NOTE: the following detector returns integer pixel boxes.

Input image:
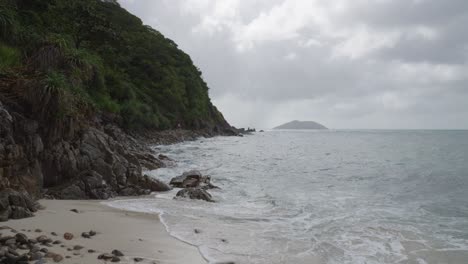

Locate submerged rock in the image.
[175,188,214,202]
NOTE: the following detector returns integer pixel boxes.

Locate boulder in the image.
[0,189,38,222]
[170,170,214,189]
[175,188,214,202]
[141,175,172,192]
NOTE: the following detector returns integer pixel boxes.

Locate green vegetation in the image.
[0,0,227,130]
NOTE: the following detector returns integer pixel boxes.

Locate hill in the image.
[274,120,328,130]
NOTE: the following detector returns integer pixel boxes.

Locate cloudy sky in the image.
[119,0,468,129]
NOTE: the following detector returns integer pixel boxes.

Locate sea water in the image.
[106,130,468,264]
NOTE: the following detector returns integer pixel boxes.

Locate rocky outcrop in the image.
[0,101,170,220]
[170,170,218,202]
[0,189,39,221]
[170,170,217,189]
[175,188,214,202]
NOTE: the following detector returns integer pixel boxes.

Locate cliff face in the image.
[0,0,235,221]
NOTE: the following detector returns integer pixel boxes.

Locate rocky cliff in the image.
[0,0,237,221]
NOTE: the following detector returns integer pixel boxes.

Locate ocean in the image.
[106,130,468,264]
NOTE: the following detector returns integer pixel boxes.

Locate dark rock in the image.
[52,254,63,262]
[98,253,114,260]
[52,240,61,245]
[133,257,144,262]
[50,232,57,236]
[15,233,28,244]
[70,209,79,213]
[35,229,42,233]
[88,249,96,253]
[111,256,121,262]
[170,170,216,189]
[89,230,97,236]
[141,175,172,192]
[175,188,214,202]
[73,245,83,250]
[194,229,201,234]
[29,252,43,261]
[81,232,90,239]
[63,233,73,240]
[111,249,124,256]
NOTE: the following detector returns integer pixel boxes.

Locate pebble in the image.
[70,209,79,213]
[81,232,90,239]
[35,229,42,233]
[51,232,57,236]
[53,254,63,262]
[73,245,84,250]
[194,229,201,234]
[15,233,28,244]
[63,233,73,240]
[98,253,114,260]
[112,249,124,257]
[52,240,61,245]
[134,257,144,262]
[88,249,96,253]
[111,256,121,262]
[89,230,97,236]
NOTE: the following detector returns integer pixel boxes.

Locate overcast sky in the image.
[119,0,468,129]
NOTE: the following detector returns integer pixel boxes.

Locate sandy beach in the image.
[2,200,207,264]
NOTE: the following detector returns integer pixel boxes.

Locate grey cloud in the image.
[118,0,468,129]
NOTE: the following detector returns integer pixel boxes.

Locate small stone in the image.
[98,253,114,260]
[63,233,73,240]
[73,245,83,250]
[52,240,61,245]
[65,256,71,259]
[29,252,44,261]
[111,249,124,257]
[88,249,96,253]
[194,229,201,234]
[36,235,48,243]
[30,245,41,253]
[18,244,29,250]
[111,256,121,262]
[221,238,228,243]
[134,257,144,262]
[28,239,38,244]
[53,254,63,262]
[15,233,28,244]
[73,252,80,256]
[35,229,42,233]
[40,248,48,253]
[50,232,57,236]
[89,230,97,236]
[70,209,79,213]
[81,232,90,239]
[5,238,16,245]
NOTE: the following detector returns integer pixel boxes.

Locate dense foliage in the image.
[0,0,228,130]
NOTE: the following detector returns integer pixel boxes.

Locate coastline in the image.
[4,199,207,264]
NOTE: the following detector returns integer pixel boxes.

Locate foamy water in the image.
[106,130,468,264]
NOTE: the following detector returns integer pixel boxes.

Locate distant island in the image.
[274,120,328,130]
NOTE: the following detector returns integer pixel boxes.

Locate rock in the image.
[4,238,16,246]
[88,249,96,253]
[133,257,144,262]
[40,248,48,253]
[141,175,172,192]
[194,229,201,234]
[35,229,42,233]
[29,252,44,261]
[63,233,73,240]
[170,170,215,189]
[111,256,121,262]
[36,235,50,243]
[89,230,97,236]
[70,209,79,213]
[50,232,57,236]
[81,232,90,239]
[98,253,114,260]
[52,240,61,245]
[52,254,63,262]
[28,239,38,244]
[175,188,214,202]
[111,249,124,256]
[73,245,83,250]
[30,245,41,253]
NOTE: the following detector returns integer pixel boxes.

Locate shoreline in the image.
[4,199,207,264]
